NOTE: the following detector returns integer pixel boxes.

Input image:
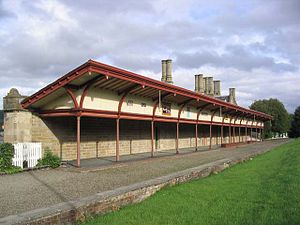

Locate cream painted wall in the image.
[122,94,153,115]
[42,93,74,110]
[180,106,197,120]
[40,86,265,126]
[199,110,211,121]
[83,87,120,111]
[213,116,223,123]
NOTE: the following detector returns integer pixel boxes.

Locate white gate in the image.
[13,143,42,168]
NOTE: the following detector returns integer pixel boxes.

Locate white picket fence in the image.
[13,143,42,169]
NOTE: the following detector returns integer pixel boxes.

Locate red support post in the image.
[76,116,81,167]
[176,100,192,154]
[195,123,198,151]
[116,118,120,162]
[229,121,232,144]
[196,104,212,149]
[233,126,236,143]
[245,125,248,143]
[239,126,241,143]
[255,127,258,141]
[209,110,218,150]
[221,124,223,145]
[250,118,254,142]
[151,121,154,157]
[209,124,212,149]
[176,122,179,154]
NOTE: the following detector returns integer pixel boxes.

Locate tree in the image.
[250,98,290,138]
[289,106,300,138]
[0,110,3,131]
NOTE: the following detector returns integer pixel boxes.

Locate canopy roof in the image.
[21,59,272,121]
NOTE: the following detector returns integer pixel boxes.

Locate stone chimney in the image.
[161,60,167,82]
[165,59,173,84]
[204,77,208,94]
[229,88,237,105]
[3,88,27,112]
[3,88,31,144]
[207,77,214,96]
[195,75,199,92]
[213,80,221,96]
[195,74,204,93]
[198,74,204,93]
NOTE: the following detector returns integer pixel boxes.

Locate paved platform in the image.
[0,139,290,219]
[66,145,216,169]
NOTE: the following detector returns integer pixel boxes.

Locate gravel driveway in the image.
[0,139,290,218]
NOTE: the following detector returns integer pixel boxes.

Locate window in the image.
[127,100,133,106]
[201,111,209,116]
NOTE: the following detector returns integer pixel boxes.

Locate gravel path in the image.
[0,139,290,218]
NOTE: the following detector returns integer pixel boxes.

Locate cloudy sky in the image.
[0,0,299,112]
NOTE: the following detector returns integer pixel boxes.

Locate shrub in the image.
[1,166,23,174]
[37,148,61,168]
[0,143,15,169]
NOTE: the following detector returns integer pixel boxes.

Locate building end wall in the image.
[4,111,33,143]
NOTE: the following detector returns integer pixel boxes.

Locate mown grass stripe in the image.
[81,139,300,225]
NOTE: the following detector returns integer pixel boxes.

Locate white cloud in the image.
[0,0,299,113]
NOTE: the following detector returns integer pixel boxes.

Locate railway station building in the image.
[3,59,272,167]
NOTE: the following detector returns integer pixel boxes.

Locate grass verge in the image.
[81,139,300,225]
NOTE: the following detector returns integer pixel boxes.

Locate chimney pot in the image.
[195,75,199,92]
[229,88,237,105]
[213,80,221,96]
[203,77,208,94]
[207,77,214,96]
[166,59,173,84]
[161,60,167,82]
[198,74,204,93]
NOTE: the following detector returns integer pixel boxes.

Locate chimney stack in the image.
[161,60,167,82]
[194,74,204,93]
[198,74,204,93]
[204,77,208,94]
[195,75,199,92]
[229,88,237,104]
[3,88,27,111]
[166,59,173,84]
[207,77,214,96]
[213,80,221,96]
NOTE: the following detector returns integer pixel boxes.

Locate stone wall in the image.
[4,111,33,143]
[4,111,250,161]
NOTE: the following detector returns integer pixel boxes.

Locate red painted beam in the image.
[65,87,79,109]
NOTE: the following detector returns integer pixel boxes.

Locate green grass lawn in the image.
[81,139,300,225]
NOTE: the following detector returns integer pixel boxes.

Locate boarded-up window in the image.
[201,111,209,116]
[127,100,133,106]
